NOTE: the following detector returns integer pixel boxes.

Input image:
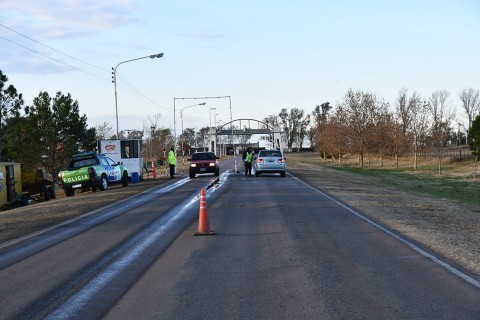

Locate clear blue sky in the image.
[1,0,479,136]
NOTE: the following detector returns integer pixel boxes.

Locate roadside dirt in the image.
[1,156,479,279]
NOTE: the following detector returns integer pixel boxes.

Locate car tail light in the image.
[277,158,285,163]
[257,158,264,163]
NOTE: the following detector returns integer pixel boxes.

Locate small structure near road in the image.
[0,162,22,207]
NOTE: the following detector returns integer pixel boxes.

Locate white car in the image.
[254,149,286,177]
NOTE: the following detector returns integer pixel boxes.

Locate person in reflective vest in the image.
[243,147,254,176]
[168,147,176,179]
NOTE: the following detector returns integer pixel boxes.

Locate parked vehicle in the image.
[188,152,220,179]
[254,149,286,177]
[58,152,128,197]
[98,139,144,180]
[21,168,56,201]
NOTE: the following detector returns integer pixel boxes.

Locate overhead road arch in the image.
[213,118,284,154]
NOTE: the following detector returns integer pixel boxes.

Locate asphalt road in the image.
[0,158,479,319]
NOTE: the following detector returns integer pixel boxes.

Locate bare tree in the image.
[279,108,305,151]
[429,90,455,174]
[322,109,349,164]
[391,114,407,168]
[95,122,114,141]
[408,95,431,171]
[338,89,379,167]
[459,88,480,144]
[311,102,331,149]
[395,88,413,136]
[142,113,163,162]
[297,114,311,151]
[371,107,394,167]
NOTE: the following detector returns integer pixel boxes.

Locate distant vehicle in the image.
[188,152,220,179]
[254,149,286,177]
[57,152,128,197]
[21,168,56,201]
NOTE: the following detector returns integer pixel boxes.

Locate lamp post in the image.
[112,52,164,138]
[180,102,207,172]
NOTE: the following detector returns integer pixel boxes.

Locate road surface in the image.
[0,158,479,319]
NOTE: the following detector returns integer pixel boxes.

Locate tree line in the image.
[2,67,480,176]
[267,88,480,174]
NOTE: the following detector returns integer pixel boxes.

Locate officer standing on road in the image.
[243,147,254,176]
[168,147,176,179]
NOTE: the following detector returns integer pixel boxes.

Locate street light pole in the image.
[112,52,164,138]
[209,108,216,154]
[180,102,207,172]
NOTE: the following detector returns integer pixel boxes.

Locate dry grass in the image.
[286,151,480,207]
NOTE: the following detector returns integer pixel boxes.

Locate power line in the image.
[0,23,109,73]
[0,35,109,81]
[1,24,167,112]
[116,74,170,112]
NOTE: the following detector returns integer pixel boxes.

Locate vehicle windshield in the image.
[259,150,282,157]
[192,153,216,161]
[70,157,98,169]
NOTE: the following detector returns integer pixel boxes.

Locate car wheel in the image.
[99,175,108,191]
[281,171,286,177]
[65,188,75,197]
[122,171,128,187]
[189,173,195,179]
[42,185,50,201]
[49,186,56,199]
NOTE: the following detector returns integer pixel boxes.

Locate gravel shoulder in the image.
[1,156,479,279]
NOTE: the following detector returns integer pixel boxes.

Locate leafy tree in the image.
[196,126,210,150]
[25,91,96,176]
[180,128,196,151]
[3,116,39,170]
[468,114,480,179]
[0,70,24,161]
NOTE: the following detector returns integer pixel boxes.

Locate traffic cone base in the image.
[194,230,216,236]
[194,188,215,236]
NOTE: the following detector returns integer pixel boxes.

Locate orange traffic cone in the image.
[194,188,215,236]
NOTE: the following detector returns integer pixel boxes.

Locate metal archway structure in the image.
[211,118,284,155]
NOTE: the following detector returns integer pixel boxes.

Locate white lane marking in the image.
[289,172,480,289]
[45,196,199,320]
[0,178,190,250]
[45,174,229,319]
